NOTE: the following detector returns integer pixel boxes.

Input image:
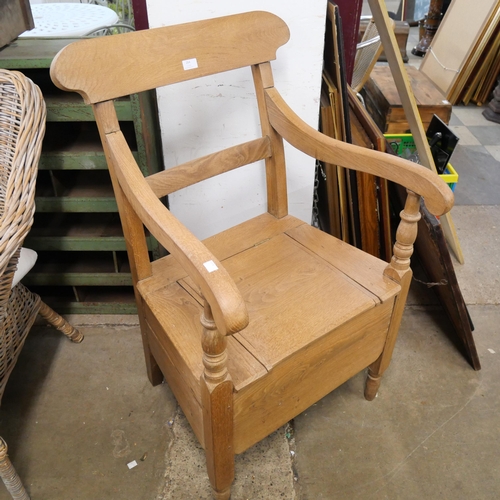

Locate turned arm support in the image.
[385,190,422,282]
[105,131,249,337]
[264,87,454,217]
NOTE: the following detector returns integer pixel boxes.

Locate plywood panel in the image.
[419,0,500,95]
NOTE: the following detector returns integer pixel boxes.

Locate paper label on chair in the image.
[203,260,218,273]
[182,58,198,70]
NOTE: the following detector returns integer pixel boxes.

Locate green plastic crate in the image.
[385,133,459,192]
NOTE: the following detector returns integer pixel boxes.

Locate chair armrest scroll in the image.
[105,131,249,337]
[264,87,454,216]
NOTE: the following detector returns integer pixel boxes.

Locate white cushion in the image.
[12,248,38,288]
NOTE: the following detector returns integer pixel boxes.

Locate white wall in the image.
[146,0,327,240]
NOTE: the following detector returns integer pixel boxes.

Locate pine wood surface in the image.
[140,216,397,454]
[50,12,456,498]
[146,137,272,198]
[252,63,289,218]
[105,130,249,337]
[140,212,397,373]
[50,11,290,105]
[233,299,394,454]
[183,231,382,368]
[286,224,398,302]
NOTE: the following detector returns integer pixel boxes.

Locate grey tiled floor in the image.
[404,25,500,207]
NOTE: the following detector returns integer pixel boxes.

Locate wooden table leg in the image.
[411,0,445,57]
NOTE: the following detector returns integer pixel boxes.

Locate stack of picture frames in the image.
[319,1,392,261]
[419,0,500,106]
[318,0,480,370]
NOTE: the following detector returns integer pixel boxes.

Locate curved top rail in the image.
[50,11,290,104]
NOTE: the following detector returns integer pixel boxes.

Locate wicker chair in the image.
[0,69,83,500]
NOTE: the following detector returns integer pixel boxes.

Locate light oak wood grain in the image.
[145,137,271,198]
[50,11,455,499]
[233,299,394,453]
[51,11,290,105]
[107,131,248,338]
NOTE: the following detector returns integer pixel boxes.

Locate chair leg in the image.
[364,368,382,401]
[364,270,412,401]
[0,438,30,500]
[135,301,163,386]
[200,300,235,499]
[201,379,234,500]
[38,301,84,343]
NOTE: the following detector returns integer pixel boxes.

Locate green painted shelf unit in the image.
[0,38,165,313]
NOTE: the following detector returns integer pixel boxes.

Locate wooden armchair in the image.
[0,69,83,500]
[50,12,453,499]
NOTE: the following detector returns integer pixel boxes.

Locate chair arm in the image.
[106,131,249,337]
[264,87,454,216]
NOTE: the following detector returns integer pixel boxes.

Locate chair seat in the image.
[138,214,400,449]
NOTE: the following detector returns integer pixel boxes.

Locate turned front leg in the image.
[365,191,421,401]
[200,300,234,500]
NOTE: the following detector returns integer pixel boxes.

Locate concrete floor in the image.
[2,10,500,500]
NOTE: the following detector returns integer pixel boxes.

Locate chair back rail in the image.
[145,137,272,198]
[50,11,290,104]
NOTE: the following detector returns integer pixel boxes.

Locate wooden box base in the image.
[363,65,452,134]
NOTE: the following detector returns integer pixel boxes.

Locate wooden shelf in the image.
[1,38,165,313]
[45,95,133,122]
[42,121,138,154]
[19,68,133,121]
[0,38,78,69]
[24,251,132,287]
[26,213,157,251]
[35,170,117,212]
[29,285,137,314]
[26,213,124,250]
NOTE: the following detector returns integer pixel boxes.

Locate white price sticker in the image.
[203,260,218,273]
[182,58,198,70]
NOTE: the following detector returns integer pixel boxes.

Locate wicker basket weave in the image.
[0,69,83,500]
[0,70,46,402]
